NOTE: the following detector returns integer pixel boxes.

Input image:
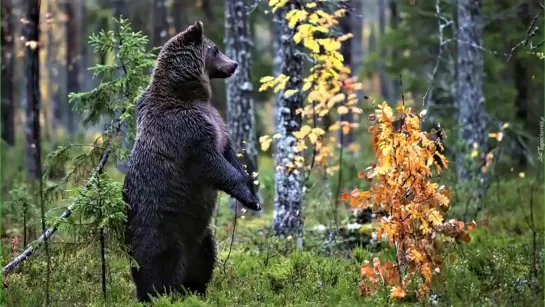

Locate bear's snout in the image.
[228,62,239,74]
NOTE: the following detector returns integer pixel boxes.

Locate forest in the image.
[0,0,544,306]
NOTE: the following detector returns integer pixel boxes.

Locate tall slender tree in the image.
[24,0,50,304]
[338,3,354,148]
[389,0,399,102]
[47,0,64,145]
[272,4,304,248]
[377,0,390,102]
[24,0,42,180]
[350,0,363,88]
[65,0,80,135]
[1,0,15,145]
[225,0,261,215]
[456,0,487,182]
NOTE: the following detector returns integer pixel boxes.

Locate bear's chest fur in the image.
[199,104,227,153]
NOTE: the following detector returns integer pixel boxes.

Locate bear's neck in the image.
[150,74,212,104]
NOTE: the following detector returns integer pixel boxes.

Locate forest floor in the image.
[1,137,544,306]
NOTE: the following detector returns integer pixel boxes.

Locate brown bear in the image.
[122,21,261,302]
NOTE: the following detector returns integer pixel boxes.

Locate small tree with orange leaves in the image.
[343,103,476,301]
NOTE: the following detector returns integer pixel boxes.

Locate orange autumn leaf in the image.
[390,286,406,299]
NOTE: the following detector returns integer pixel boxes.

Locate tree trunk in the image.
[173,0,189,32]
[350,0,363,85]
[338,3,354,148]
[377,0,390,102]
[65,0,80,135]
[272,4,304,248]
[153,0,168,48]
[456,0,487,182]
[389,0,399,102]
[1,0,15,145]
[271,12,283,133]
[225,0,261,216]
[24,0,42,177]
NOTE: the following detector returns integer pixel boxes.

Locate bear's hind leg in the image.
[131,247,185,302]
[180,229,216,297]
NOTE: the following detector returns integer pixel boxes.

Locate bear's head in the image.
[154,21,238,86]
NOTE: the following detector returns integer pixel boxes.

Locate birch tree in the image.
[456,0,487,182]
[225,0,261,215]
[272,4,304,247]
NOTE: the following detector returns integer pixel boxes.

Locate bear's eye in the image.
[213,47,219,55]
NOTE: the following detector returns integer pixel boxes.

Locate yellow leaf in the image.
[428,209,443,226]
[284,89,298,98]
[260,76,275,83]
[302,81,313,92]
[259,136,272,151]
[519,172,525,178]
[25,40,38,50]
[470,150,478,158]
[337,106,349,115]
[306,2,317,8]
[312,127,325,135]
[329,122,340,131]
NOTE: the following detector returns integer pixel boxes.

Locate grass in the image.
[1,132,544,306]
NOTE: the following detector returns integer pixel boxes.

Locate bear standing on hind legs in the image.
[123,21,261,302]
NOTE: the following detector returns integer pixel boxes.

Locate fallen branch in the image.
[2,144,113,276]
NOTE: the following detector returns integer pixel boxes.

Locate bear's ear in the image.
[184,21,203,43]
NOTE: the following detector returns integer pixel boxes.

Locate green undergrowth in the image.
[2,180,543,307]
[1,132,544,306]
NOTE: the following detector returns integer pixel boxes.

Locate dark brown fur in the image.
[123,21,260,302]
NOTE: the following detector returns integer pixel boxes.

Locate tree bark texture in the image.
[456,0,487,182]
[339,2,355,148]
[272,11,283,135]
[47,0,63,144]
[24,0,42,179]
[377,0,390,102]
[1,0,15,145]
[272,5,304,248]
[350,0,363,85]
[65,0,80,135]
[389,0,399,102]
[225,0,261,216]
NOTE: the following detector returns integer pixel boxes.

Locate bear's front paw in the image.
[242,195,262,211]
[238,191,261,211]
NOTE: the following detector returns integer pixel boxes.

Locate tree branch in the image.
[2,124,117,276]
